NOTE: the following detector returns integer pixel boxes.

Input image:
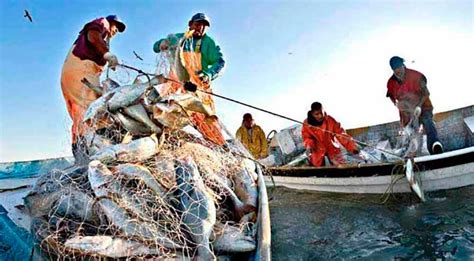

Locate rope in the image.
[117,63,403,161]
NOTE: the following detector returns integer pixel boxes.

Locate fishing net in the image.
[27,33,260,260]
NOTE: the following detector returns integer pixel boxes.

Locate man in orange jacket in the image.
[301,102,359,167]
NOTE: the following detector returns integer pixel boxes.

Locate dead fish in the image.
[24,166,86,217]
[167,93,214,117]
[87,160,119,198]
[83,91,115,122]
[102,78,120,92]
[53,189,100,224]
[107,76,161,112]
[97,198,183,249]
[90,135,159,163]
[233,166,258,210]
[81,77,103,95]
[123,104,162,134]
[114,112,152,135]
[405,159,425,202]
[212,223,256,253]
[113,163,168,198]
[83,131,114,156]
[175,157,216,260]
[201,165,253,220]
[64,235,161,258]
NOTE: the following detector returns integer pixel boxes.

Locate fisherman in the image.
[153,12,226,145]
[236,113,268,159]
[60,15,126,159]
[301,102,359,167]
[386,56,443,154]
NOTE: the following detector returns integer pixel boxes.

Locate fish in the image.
[123,104,162,134]
[232,164,258,210]
[81,77,103,95]
[200,165,254,220]
[114,112,152,135]
[87,160,119,198]
[113,163,168,199]
[24,166,87,217]
[102,78,120,92]
[175,157,216,260]
[167,93,214,117]
[83,131,114,156]
[212,223,256,253]
[83,91,115,122]
[405,159,426,202]
[64,235,161,258]
[53,189,101,224]
[83,76,161,122]
[90,135,159,163]
[107,76,161,112]
[97,198,183,249]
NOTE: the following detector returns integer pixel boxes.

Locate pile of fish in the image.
[24,75,261,260]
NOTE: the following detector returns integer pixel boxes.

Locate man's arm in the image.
[257,127,268,158]
[87,30,109,56]
[202,38,225,81]
[417,75,430,108]
[331,118,358,153]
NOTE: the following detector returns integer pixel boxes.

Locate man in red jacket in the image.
[386,56,443,155]
[301,102,359,167]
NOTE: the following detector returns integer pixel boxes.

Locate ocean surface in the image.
[269,186,474,260]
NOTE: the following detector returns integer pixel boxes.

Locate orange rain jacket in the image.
[301,113,358,167]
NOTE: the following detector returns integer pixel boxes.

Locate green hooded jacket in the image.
[153,33,225,81]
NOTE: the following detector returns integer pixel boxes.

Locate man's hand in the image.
[197,71,210,84]
[305,148,312,156]
[103,52,118,70]
[414,106,422,117]
[184,81,197,92]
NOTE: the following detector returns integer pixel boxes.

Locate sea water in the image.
[270,186,474,260]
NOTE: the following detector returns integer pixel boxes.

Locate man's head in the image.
[242,113,254,129]
[106,15,126,37]
[188,13,210,38]
[310,102,324,124]
[389,56,406,80]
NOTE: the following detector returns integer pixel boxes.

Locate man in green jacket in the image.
[153,13,226,145]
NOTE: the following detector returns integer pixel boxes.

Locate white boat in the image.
[264,105,474,195]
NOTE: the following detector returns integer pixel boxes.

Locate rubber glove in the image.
[414,106,422,117]
[103,52,118,69]
[184,81,197,92]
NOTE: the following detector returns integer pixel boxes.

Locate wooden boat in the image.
[264,105,474,195]
[0,158,271,260]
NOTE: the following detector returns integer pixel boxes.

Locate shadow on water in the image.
[269,185,474,260]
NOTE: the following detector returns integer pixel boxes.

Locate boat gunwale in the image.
[266,147,474,178]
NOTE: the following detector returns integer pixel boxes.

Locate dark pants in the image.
[420,109,440,154]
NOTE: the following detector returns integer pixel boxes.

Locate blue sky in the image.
[0,0,472,162]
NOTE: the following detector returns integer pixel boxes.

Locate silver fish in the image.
[83,131,114,156]
[87,160,119,198]
[64,235,161,258]
[113,163,168,199]
[90,135,159,163]
[175,157,216,260]
[107,77,161,112]
[212,223,256,253]
[114,112,152,135]
[233,165,258,210]
[405,159,425,202]
[123,104,162,134]
[82,91,115,123]
[53,189,100,224]
[97,198,183,249]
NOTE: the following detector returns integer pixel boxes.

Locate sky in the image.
[0,0,472,162]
